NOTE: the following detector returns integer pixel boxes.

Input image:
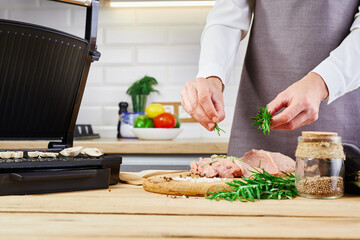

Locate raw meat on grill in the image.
[60,146,84,157]
[27,151,41,158]
[81,148,104,157]
[0,151,23,159]
[39,152,59,158]
[27,151,58,158]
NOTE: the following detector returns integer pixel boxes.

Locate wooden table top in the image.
[0,183,359,239]
[0,138,228,154]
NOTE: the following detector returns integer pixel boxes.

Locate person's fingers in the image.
[181,82,213,130]
[267,93,289,115]
[270,100,304,128]
[271,103,319,130]
[212,91,225,122]
[271,111,308,130]
[195,78,219,123]
[182,96,212,130]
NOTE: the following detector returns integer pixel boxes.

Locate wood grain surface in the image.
[143,171,233,196]
[1,213,360,239]
[0,180,360,239]
[0,184,359,218]
[0,138,228,154]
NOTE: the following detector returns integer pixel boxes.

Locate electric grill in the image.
[0,0,122,195]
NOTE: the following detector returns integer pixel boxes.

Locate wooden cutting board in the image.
[143,171,233,196]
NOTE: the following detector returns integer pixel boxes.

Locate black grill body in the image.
[0,0,122,195]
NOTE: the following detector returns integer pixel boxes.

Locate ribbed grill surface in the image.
[0,20,89,139]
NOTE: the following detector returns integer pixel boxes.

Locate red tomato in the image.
[154,113,177,128]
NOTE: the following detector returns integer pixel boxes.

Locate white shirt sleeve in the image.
[196,0,252,84]
[311,5,360,104]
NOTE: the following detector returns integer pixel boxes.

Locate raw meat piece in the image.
[268,152,295,173]
[191,155,243,178]
[189,150,295,179]
[190,161,199,174]
[241,149,280,175]
[212,157,243,178]
[234,160,262,178]
[60,146,84,157]
[197,157,218,178]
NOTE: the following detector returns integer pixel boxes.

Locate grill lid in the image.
[0,0,100,150]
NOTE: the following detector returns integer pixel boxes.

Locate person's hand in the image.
[181,77,225,131]
[267,72,329,130]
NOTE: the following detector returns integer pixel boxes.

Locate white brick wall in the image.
[0,0,248,140]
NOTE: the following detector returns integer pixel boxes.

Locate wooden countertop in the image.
[0,182,359,239]
[0,138,228,154]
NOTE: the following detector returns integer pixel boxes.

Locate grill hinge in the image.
[48,142,68,151]
[90,46,101,62]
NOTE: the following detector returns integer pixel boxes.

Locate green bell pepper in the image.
[134,115,154,128]
[174,114,181,128]
[144,117,154,128]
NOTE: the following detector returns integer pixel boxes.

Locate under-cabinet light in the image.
[110,1,215,7]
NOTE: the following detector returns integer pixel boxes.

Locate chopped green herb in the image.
[210,155,226,160]
[214,123,226,136]
[205,169,297,202]
[250,105,273,135]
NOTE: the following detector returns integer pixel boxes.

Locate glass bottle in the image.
[295,131,345,199]
[117,102,128,138]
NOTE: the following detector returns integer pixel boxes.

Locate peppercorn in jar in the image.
[295,131,345,199]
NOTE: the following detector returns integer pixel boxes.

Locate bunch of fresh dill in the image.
[205,169,298,202]
[250,105,273,135]
[126,75,159,96]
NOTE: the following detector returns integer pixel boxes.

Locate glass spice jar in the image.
[295,131,345,199]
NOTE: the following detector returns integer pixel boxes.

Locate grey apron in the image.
[228,0,360,158]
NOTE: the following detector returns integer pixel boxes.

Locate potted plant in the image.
[126,75,159,113]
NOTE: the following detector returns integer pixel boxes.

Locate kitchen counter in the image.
[0,182,359,239]
[0,138,228,154]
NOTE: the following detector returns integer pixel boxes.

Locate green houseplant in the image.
[126,75,159,113]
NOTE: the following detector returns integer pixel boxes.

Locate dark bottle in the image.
[117,102,129,138]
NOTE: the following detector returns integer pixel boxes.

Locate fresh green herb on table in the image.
[214,123,226,136]
[205,169,298,202]
[250,105,273,135]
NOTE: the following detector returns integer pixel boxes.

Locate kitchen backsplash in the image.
[0,0,248,139]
